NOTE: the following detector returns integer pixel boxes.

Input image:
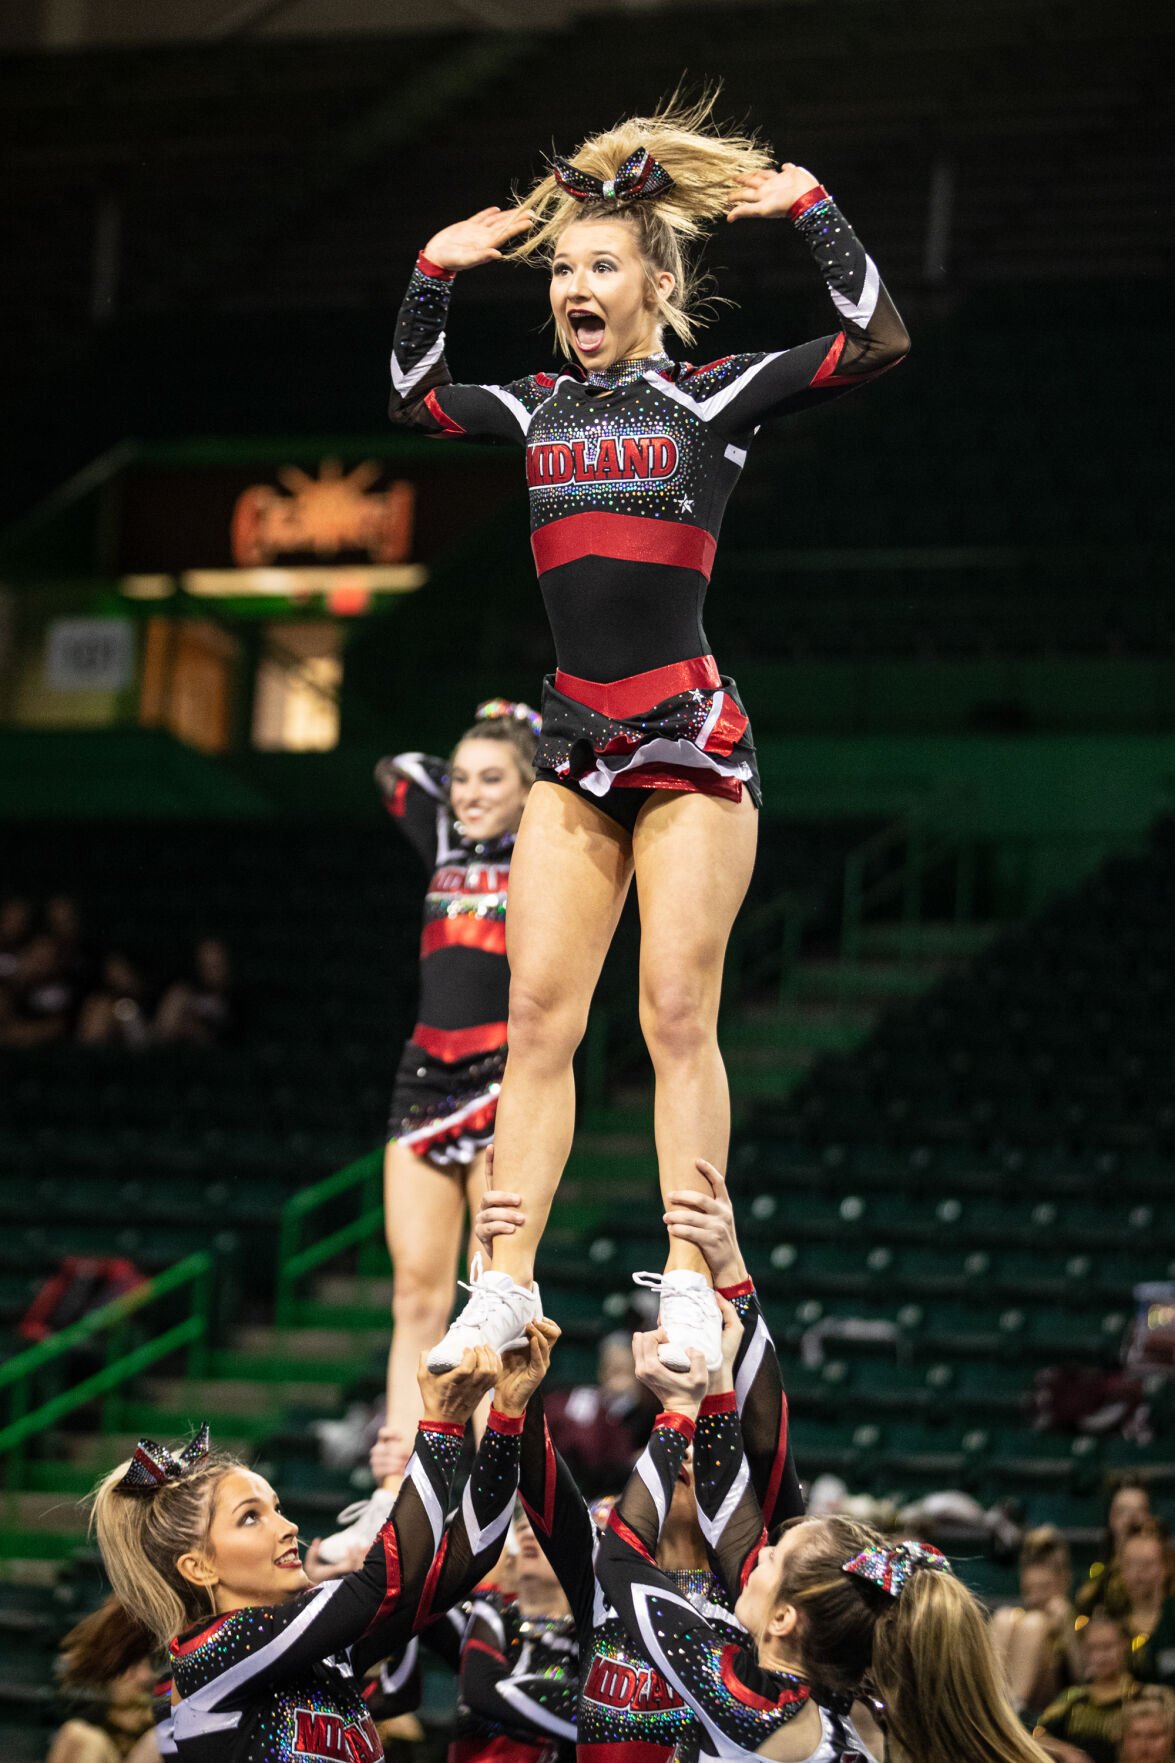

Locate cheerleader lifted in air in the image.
[388,92,909,1373]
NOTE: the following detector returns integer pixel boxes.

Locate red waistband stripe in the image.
[555,653,721,719]
[411,1021,508,1062]
[421,918,507,959]
[532,511,716,581]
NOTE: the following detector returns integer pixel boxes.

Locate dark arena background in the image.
[1,1,1173,1758]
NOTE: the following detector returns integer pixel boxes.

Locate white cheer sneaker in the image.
[426,1256,542,1374]
[316,1485,397,1566]
[633,1269,723,1372]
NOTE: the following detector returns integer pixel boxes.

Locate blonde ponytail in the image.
[872,1570,1051,1763]
[89,1446,243,1650]
[510,86,775,349]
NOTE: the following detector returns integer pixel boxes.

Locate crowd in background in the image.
[0,895,235,1051]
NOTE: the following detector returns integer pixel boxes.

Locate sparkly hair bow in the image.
[476,698,542,739]
[550,146,675,206]
[116,1424,211,1495]
[842,1540,952,1598]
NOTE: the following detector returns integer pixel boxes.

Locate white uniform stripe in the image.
[734,1317,769,1414]
[460,1473,514,1557]
[499,1678,579,1741]
[696,691,725,749]
[177,1578,348,1725]
[391,330,447,396]
[481,383,534,437]
[829,255,879,329]
[397,1086,500,1148]
[629,1584,745,1759]
[647,354,787,424]
[696,1454,750,1552]
[635,1448,668,1531]
[724,443,747,467]
[380,1636,419,1696]
[408,1448,445,1551]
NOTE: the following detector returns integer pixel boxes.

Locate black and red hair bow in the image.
[116,1424,211,1495]
[550,146,674,205]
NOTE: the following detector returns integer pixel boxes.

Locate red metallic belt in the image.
[554,654,722,720]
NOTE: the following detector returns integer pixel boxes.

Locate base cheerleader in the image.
[77,1334,555,1762]
[387,91,909,1375]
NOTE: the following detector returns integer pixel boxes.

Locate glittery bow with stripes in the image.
[476,698,543,738]
[116,1424,212,1495]
[842,1539,952,1597]
[550,146,675,205]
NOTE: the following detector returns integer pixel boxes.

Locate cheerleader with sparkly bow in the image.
[318,698,541,1564]
[387,91,909,1380]
[76,1334,556,1763]
[595,1321,1053,1763]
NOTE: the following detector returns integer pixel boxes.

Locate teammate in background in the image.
[388,91,908,1375]
[75,1330,555,1763]
[319,700,539,1563]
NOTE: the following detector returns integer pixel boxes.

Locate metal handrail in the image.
[275,1148,384,1328]
[0,1251,216,1477]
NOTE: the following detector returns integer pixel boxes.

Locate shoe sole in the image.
[426,1326,531,1375]
[657,1342,723,1373]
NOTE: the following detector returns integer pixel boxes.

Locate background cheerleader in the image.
[387,91,909,1376]
[320,700,539,1562]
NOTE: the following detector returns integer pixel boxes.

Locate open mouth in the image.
[569,310,606,355]
[275,1547,302,1569]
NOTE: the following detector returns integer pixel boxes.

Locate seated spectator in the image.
[0,893,34,983]
[991,1524,1075,1716]
[0,931,79,1047]
[47,1601,159,1762]
[154,937,235,1045]
[1119,1525,1175,1687]
[1119,1688,1175,1763]
[77,953,155,1049]
[543,1330,658,1497]
[1034,1611,1137,1763]
[1080,1481,1155,1616]
[44,893,98,996]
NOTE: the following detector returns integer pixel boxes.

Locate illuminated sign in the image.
[230,460,415,566]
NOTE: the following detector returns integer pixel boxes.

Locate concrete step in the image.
[791,959,942,1002]
[853,921,1002,959]
[145,1373,344,1414]
[64,1427,253,1468]
[0,1493,87,1540]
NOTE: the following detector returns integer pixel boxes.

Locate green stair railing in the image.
[0,1251,216,1489]
[275,1148,386,1329]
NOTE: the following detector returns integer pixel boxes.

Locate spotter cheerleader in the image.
[78,1335,555,1763]
[388,92,909,1374]
[319,701,540,1562]
[596,1323,1053,1763]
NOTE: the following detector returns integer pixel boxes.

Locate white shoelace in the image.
[334,1488,393,1528]
[633,1271,717,1336]
[448,1253,523,1337]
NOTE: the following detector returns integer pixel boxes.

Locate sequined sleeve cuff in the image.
[416,251,457,280]
[787,184,832,224]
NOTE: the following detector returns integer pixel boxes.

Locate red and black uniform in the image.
[378,751,514,1168]
[596,1411,879,1763]
[168,1413,522,1762]
[452,1590,578,1763]
[519,1281,802,1763]
[389,189,907,830]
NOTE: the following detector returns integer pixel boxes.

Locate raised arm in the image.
[171,1350,499,1719]
[518,1387,606,1633]
[389,205,553,444]
[663,1162,803,1528]
[676,163,908,435]
[594,1341,809,1755]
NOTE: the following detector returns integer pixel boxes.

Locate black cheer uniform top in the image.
[168,1414,522,1761]
[378,751,514,1165]
[388,188,907,807]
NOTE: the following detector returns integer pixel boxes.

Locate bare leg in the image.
[382,1138,467,1478]
[488,783,634,1285]
[46,1723,119,1763]
[632,790,759,1275]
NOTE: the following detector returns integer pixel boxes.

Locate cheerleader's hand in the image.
[417,1345,501,1424]
[663,1159,747,1288]
[422,205,536,271]
[632,1329,708,1418]
[475,1146,525,1260]
[727,164,821,222]
[494,1318,561,1417]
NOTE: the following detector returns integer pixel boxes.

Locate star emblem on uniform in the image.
[679,496,694,514]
